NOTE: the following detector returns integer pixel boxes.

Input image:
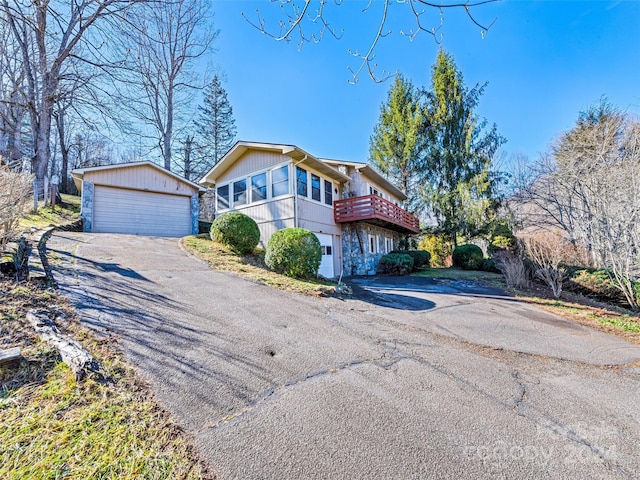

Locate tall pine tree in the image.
[369,74,427,215]
[423,50,505,247]
[191,75,236,180]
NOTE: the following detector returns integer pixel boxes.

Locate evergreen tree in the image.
[192,75,236,180]
[423,50,505,247]
[369,74,427,215]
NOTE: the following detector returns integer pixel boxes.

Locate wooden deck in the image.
[333,194,420,234]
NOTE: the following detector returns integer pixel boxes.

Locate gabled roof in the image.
[321,158,407,201]
[71,161,205,192]
[198,141,350,187]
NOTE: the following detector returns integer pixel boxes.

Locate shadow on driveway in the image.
[347,274,510,311]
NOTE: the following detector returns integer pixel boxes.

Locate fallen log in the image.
[26,310,102,381]
[0,347,22,369]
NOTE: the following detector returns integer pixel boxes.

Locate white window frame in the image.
[369,234,378,254]
[215,162,292,212]
[295,166,335,209]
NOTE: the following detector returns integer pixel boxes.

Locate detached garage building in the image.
[73,162,203,237]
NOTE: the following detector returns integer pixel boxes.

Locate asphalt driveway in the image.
[49,232,640,479]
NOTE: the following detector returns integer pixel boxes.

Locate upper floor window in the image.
[217,184,229,210]
[296,167,308,197]
[324,180,333,206]
[311,174,321,202]
[251,172,267,202]
[233,179,247,206]
[369,185,384,199]
[272,165,289,198]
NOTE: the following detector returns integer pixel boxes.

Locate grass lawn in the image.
[1,198,211,479]
[414,267,505,285]
[415,267,640,345]
[17,194,81,231]
[182,234,343,296]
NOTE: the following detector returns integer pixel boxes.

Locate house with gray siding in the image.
[199,141,419,278]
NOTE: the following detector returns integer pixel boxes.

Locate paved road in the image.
[49,232,640,479]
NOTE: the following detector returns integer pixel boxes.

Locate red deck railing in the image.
[333,194,420,234]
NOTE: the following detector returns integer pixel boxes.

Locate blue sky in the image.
[210,0,640,165]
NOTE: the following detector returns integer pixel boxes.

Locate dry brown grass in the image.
[182,234,342,297]
[0,278,213,479]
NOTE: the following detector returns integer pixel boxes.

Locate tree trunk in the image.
[163,82,174,171]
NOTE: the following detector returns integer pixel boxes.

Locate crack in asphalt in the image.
[199,345,407,432]
[512,370,528,416]
[325,303,638,475]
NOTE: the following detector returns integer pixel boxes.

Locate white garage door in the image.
[314,233,334,279]
[93,186,191,237]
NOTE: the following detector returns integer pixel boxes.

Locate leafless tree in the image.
[0,167,32,250]
[0,19,29,170]
[244,0,498,83]
[0,0,145,196]
[512,100,640,309]
[521,231,572,298]
[115,0,216,172]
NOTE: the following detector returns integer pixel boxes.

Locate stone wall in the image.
[341,223,402,276]
[199,189,216,221]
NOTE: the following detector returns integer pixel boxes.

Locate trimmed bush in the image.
[265,228,321,278]
[452,244,484,270]
[210,212,260,254]
[391,249,431,270]
[378,253,414,275]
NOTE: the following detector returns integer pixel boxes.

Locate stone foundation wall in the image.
[199,189,216,221]
[341,223,403,276]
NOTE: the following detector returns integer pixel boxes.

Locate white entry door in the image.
[314,233,334,279]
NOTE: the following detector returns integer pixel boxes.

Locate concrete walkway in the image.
[49,232,640,479]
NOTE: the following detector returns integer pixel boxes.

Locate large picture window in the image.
[296,167,308,197]
[233,179,247,206]
[272,165,289,198]
[217,185,229,210]
[311,174,321,202]
[251,172,267,202]
[324,180,333,206]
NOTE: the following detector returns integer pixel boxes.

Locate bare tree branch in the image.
[245,0,499,83]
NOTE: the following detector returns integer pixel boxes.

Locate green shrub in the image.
[378,253,414,275]
[566,268,622,301]
[390,249,431,270]
[452,244,484,270]
[488,222,517,253]
[418,234,453,267]
[265,228,321,278]
[481,257,501,273]
[210,212,260,254]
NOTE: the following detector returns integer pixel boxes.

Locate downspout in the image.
[293,155,308,228]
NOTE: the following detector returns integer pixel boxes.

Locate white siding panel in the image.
[85,164,197,196]
[297,198,341,236]
[217,151,289,184]
[93,186,191,237]
[234,197,295,247]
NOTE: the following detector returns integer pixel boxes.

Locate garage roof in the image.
[72,161,205,193]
